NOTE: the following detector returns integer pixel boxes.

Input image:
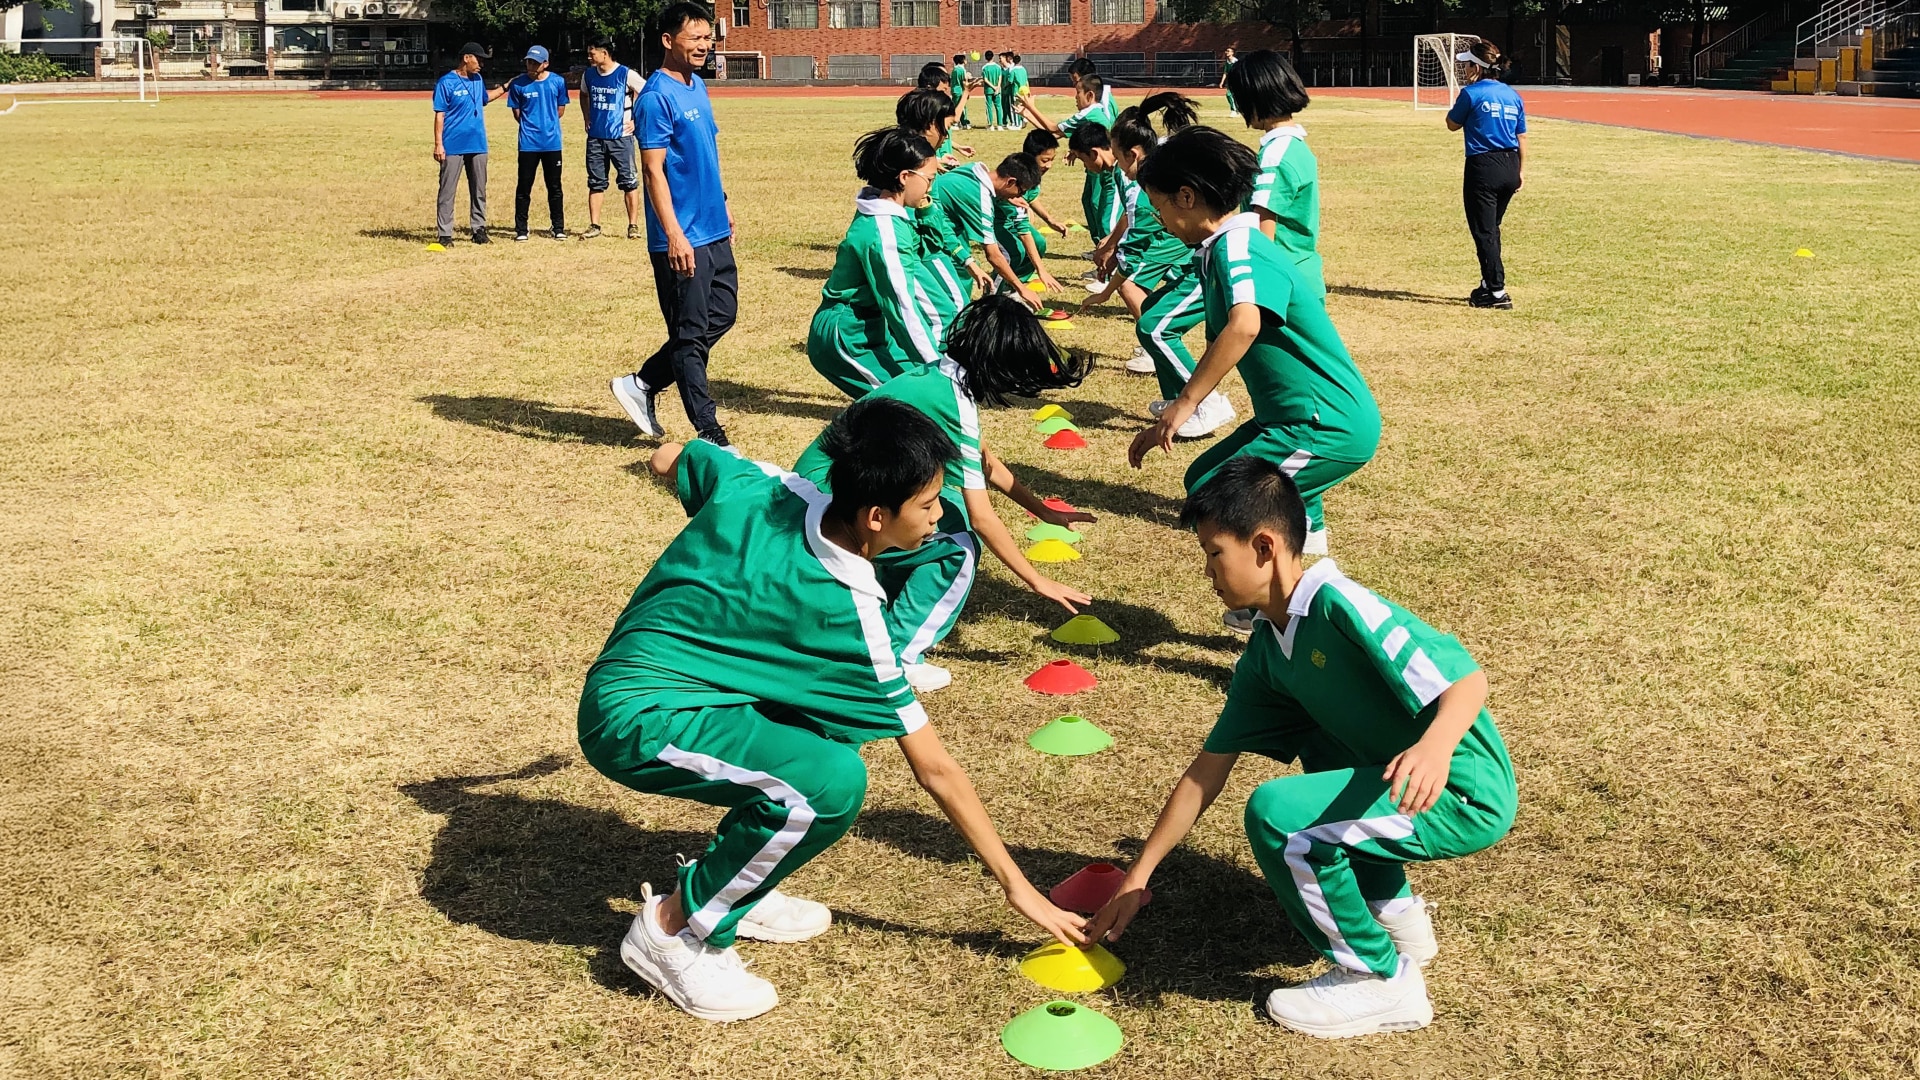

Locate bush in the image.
[0,51,81,84]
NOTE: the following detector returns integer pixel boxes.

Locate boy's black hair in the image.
[995,152,1041,191]
[1224,49,1311,123]
[1068,56,1098,78]
[587,37,615,53]
[1078,72,1105,98]
[896,86,955,137]
[952,53,966,64]
[1066,121,1109,157]
[1179,456,1308,555]
[820,397,959,525]
[853,127,935,192]
[1112,91,1197,153]
[1022,127,1059,156]
[657,1,714,36]
[1137,126,1257,213]
[943,295,1092,408]
[916,61,949,90]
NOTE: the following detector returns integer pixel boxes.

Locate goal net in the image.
[1,37,157,113]
[1413,33,1479,110]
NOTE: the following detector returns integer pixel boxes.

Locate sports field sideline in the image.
[3,90,1919,1077]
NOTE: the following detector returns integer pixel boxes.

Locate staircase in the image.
[1697,29,1799,88]
[1771,0,1920,94]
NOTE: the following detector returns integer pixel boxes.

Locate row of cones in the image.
[1034,404,1087,450]
[1001,862,1152,1068]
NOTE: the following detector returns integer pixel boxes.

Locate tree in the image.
[431,0,667,60]
[1164,0,1329,67]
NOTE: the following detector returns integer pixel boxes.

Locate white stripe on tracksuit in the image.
[1282,811,1418,973]
[899,531,978,664]
[1144,276,1205,380]
[876,218,942,366]
[657,743,816,940]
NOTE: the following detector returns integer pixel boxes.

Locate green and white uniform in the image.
[1137,254,1207,402]
[1114,170,1191,293]
[1246,124,1325,297]
[578,441,926,948]
[1009,63,1030,126]
[1186,213,1378,551]
[949,63,970,127]
[1207,558,1517,977]
[1058,94,1123,242]
[930,162,1009,291]
[794,360,983,664]
[995,183,1049,281]
[913,198,973,324]
[808,192,949,398]
[981,60,1003,126]
[1222,56,1237,114]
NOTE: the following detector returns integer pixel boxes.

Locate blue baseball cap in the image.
[524,45,549,63]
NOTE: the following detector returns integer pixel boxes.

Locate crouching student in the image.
[582,396,1089,1022]
[796,295,1094,691]
[1087,457,1518,1039]
[928,152,1047,310]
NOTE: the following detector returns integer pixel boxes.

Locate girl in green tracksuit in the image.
[1227,49,1325,296]
[896,87,980,319]
[794,296,1094,691]
[808,128,951,398]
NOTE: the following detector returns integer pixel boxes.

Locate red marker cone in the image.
[1043,497,1078,514]
[1024,659,1097,695]
[1049,862,1152,913]
[1044,429,1088,450]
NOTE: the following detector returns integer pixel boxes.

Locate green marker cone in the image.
[1035,416,1081,436]
[1000,1000,1124,1071]
[1026,523,1083,545]
[1051,615,1119,646]
[1028,715,1113,756]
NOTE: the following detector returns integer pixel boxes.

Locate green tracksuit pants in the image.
[579,693,869,949]
[1184,425,1370,554]
[875,512,977,664]
[1136,263,1206,402]
[807,302,905,398]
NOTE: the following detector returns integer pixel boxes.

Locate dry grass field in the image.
[4,89,1919,1078]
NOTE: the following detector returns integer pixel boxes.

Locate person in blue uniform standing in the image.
[1445,40,1527,309]
[507,45,569,242]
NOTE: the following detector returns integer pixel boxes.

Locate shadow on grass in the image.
[950,576,1239,692]
[1007,462,1183,526]
[361,226,444,243]
[420,394,640,446]
[402,758,1311,1007]
[776,265,833,281]
[706,378,845,422]
[1328,284,1460,306]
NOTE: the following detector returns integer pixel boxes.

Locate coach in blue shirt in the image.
[1446,39,1527,309]
[607,2,737,447]
[432,42,508,245]
[507,44,570,241]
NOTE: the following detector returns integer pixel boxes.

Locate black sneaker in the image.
[697,428,731,448]
[1468,285,1491,304]
[436,235,453,247]
[1469,290,1513,310]
[471,228,491,245]
[514,231,530,242]
[582,224,603,240]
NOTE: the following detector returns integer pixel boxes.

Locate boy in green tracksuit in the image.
[930,155,1045,309]
[584,397,1088,1023]
[1087,456,1517,1040]
[1230,49,1325,296]
[980,51,1004,130]
[994,132,1065,293]
[895,88,981,315]
[1008,54,1030,128]
[1020,74,1122,251]
[949,54,972,129]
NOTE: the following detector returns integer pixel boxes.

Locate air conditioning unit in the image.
[716,17,727,39]
[364,2,384,15]
[344,4,360,16]
[133,1,155,15]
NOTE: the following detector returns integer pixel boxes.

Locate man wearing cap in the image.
[579,37,646,240]
[433,42,509,245]
[507,44,570,242]
[608,1,736,446]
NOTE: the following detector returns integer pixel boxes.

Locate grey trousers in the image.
[437,152,488,238]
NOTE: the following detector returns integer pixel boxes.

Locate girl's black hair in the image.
[944,295,1092,408]
[1066,121,1110,157]
[1111,92,1199,154]
[1022,128,1059,156]
[895,86,955,138]
[996,152,1041,192]
[1224,49,1311,123]
[916,61,949,90]
[854,127,936,192]
[1136,126,1257,213]
[821,397,959,525]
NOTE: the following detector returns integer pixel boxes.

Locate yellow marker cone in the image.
[1043,320,1075,332]
[426,242,446,252]
[1025,538,1081,563]
[1032,404,1072,423]
[1794,248,1815,258]
[1019,941,1126,993]
[1051,615,1119,645]
[1028,282,1048,297]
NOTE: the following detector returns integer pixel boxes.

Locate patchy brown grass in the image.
[2,90,1918,1078]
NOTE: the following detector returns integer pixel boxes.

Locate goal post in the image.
[1413,33,1479,110]
[0,37,157,113]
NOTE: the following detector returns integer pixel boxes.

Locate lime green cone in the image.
[1028,715,1113,756]
[1026,523,1083,545]
[1035,416,1081,436]
[1000,1000,1123,1071]
[1051,615,1118,646]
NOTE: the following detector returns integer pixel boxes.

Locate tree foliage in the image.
[431,0,667,56]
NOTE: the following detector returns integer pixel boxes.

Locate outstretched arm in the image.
[1086,751,1238,942]
[1129,301,1260,467]
[963,485,1088,615]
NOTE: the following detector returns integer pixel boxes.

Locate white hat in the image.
[1457,50,1490,67]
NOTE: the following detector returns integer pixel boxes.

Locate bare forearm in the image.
[1419,670,1488,756]
[982,242,1023,288]
[903,732,1034,895]
[1125,753,1236,886]
[964,487,1043,586]
[1177,315,1258,405]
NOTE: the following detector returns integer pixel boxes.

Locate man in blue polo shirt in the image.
[432,42,508,245]
[507,44,569,242]
[579,37,646,240]
[608,1,736,447]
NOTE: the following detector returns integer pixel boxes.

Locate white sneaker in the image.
[1175,392,1235,439]
[905,662,952,692]
[1124,347,1156,375]
[610,374,663,437]
[620,883,779,1022]
[736,888,833,943]
[1303,528,1329,557]
[1264,960,1433,1039]
[1372,897,1438,967]
[1222,608,1256,633]
[1148,398,1171,418]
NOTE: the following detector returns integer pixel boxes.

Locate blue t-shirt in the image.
[507,72,568,153]
[636,70,729,252]
[583,63,636,140]
[433,70,490,157]
[1446,79,1526,156]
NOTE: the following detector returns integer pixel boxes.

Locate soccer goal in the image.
[0,37,157,115]
[1412,33,1479,110]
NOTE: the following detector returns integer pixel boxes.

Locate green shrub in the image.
[0,51,81,84]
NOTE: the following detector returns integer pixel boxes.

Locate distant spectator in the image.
[1445,39,1526,309]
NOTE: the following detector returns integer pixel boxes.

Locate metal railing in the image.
[1693,0,1794,81]
[1796,0,1913,57]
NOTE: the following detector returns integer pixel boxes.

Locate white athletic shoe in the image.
[620,883,779,1022]
[1372,897,1438,968]
[905,662,952,692]
[1264,959,1433,1039]
[1304,528,1329,557]
[610,374,663,437]
[1148,398,1171,418]
[1222,608,1257,634]
[1124,347,1156,375]
[1175,392,1235,439]
[736,888,833,943]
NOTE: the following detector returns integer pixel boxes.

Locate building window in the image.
[827,0,880,27]
[1091,0,1144,22]
[959,0,1010,25]
[1018,0,1069,23]
[733,0,750,26]
[891,0,940,26]
[272,25,325,52]
[276,0,324,11]
[768,0,819,28]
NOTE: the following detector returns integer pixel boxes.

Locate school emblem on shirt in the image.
[1311,649,1327,668]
